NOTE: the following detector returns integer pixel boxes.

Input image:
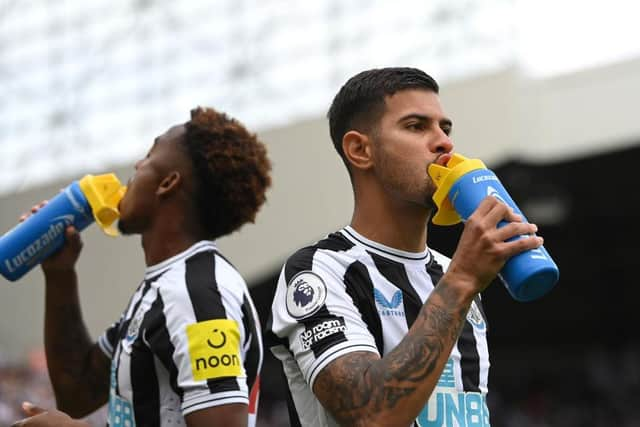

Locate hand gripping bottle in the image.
[0,174,127,282]
[428,154,559,302]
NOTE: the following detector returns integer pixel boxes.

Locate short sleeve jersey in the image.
[267,227,491,427]
[99,241,263,427]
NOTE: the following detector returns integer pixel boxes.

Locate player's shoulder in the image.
[155,246,247,298]
[211,250,246,286]
[284,230,356,272]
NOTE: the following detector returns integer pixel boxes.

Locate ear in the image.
[156,171,182,197]
[342,130,373,171]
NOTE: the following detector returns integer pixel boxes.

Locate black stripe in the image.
[202,376,243,395]
[241,294,261,390]
[426,259,444,282]
[130,335,160,427]
[284,247,316,283]
[343,260,384,354]
[369,252,422,328]
[185,250,227,321]
[457,320,481,392]
[104,322,119,355]
[283,233,354,284]
[185,250,242,394]
[113,280,156,396]
[145,294,184,399]
[427,260,481,392]
[316,232,356,252]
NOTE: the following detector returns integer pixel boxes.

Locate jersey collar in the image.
[144,240,217,279]
[340,226,432,265]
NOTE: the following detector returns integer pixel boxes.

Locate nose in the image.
[134,159,142,170]
[431,128,453,154]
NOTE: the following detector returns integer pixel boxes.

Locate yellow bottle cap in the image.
[428,153,486,226]
[78,173,127,237]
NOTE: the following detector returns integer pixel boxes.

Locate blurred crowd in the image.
[0,349,107,426]
[1,344,638,426]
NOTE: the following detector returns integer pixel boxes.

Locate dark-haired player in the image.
[14,107,272,427]
[267,68,543,426]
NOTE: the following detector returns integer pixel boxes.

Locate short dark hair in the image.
[182,107,272,240]
[327,67,439,167]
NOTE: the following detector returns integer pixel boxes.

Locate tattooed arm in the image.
[41,227,110,418]
[313,276,473,426]
[314,197,543,426]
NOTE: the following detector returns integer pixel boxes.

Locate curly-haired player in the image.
[15,107,272,427]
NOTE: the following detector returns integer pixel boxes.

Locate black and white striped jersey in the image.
[267,226,491,427]
[98,241,263,427]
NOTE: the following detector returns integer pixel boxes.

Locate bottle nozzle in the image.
[78,174,127,236]
[428,153,486,225]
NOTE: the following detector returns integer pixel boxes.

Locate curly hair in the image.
[182,107,272,240]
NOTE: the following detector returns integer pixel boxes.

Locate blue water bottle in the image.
[428,154,559,302]
[0,173,126,282]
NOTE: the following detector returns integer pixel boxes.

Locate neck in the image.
[141,231,203,267]
[350,185,431,253]
[139,210,208,266]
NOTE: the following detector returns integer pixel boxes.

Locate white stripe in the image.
[155,263,201,401]
[472,313,490,393]
[182,392,249,416]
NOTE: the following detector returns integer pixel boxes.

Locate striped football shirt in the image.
[98,241,262,427]
[267,226,490,427]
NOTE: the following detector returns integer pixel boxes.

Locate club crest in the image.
[467,301,486,331]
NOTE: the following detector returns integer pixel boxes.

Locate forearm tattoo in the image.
[314,281,469,425]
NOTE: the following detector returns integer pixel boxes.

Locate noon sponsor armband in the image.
[186,319,242,381]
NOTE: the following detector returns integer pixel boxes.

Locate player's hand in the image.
[11,402,89,427]
[445,196,543,293]
[18,200,49,223]
[19,200,83,273]
[41,226,83,273]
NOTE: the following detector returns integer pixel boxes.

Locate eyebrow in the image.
[398,113,453,128]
